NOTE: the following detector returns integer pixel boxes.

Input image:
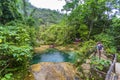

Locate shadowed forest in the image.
[0,0,120,80]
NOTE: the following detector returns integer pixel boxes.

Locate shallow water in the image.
[31,49,76,64]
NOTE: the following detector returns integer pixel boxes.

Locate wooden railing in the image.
[105,54,118,80]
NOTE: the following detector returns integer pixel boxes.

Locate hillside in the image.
[27,2,64,25]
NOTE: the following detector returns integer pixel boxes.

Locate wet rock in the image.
[115,62,120,75]
[30,62,80,80]
[115,62,120,80]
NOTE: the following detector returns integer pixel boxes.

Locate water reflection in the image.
[31,49,76,64]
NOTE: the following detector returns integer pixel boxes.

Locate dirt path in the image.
[34,44,79,53]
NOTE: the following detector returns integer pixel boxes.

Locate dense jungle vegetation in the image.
[0,0,120,80]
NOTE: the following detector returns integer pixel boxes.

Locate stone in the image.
[115,62,120,75]
[30,62,80,80]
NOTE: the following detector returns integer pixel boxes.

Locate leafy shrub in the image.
[39,24,76,45]
[0,73,14,80]
[90,57,110,71]
[5,21,37,47]
[78,40,96,54]
[77,24,89,40]
[74,40,96,67]
[111,17,120,52]
[0,26,33,77]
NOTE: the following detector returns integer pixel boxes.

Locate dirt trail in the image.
[34,44,79,53]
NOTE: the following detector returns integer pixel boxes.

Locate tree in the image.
[111,17,120,48]
[64,0,111,39]
[0,0,22,24]
[63,0,81,13]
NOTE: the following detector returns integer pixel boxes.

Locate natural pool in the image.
[31,49,76,64]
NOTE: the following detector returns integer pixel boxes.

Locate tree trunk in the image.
[88,20,94,39]
[22,0,27,17]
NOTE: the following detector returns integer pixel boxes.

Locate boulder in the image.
[30,62,80,80]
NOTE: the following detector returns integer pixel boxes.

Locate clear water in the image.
[31,49,76,64]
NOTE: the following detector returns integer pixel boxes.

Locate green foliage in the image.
[74,40,96,67]
[25,26,36,46]
[78,40,96,54]
[118,54,120,62]
[5,21,37,46]
[0,73,14,80]
[0,26,30,45]
[38,22,89,45]
[63,0,79,11]
[91,57,110,70]
[0,26,33,77]
[25,17,36,26]
[39,24,76,45]
[0,0,22,24]
[112,17,120,33]
[111,17,120,47]
[65,0,111,38]
[89,57,110,80]
[77,24,89,40]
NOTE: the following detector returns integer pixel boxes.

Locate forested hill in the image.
[27,2,64,25]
